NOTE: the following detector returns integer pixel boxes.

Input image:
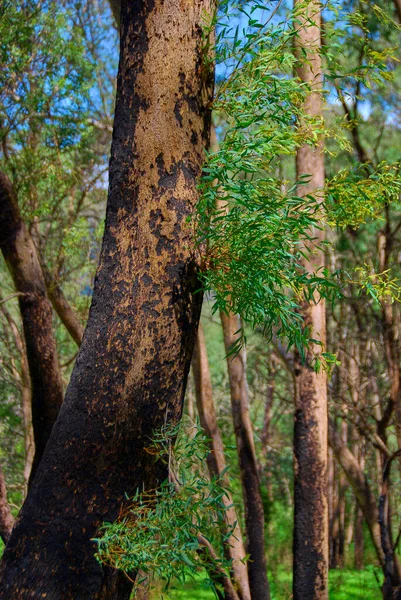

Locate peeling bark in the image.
[0,1,214,597]
[192,324,251,600]
[292,1,328,598]
[220,312,270,600]
[0,171,63,482]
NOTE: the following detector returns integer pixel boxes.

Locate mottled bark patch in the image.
[0,1,214,598]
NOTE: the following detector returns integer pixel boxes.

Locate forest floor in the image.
[151,568,381,599]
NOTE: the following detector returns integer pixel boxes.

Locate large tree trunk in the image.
[0,171,63,482]
[220,312,271,600]
[0,1,214,597]
[192,324,251,600]
[292,1,329,598]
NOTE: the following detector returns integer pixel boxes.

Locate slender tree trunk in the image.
[40,260,84,346]
[380,453,401,599]
[0,300,34,490]
[0,171,63,482]
[192,324,251,600]
[329,422,385,568]
[354,507,364,570]
[220,312,270,600]
[0,1,214,598]
[260,357,275,505]
[0,465,14,545]
[292,1,328,598]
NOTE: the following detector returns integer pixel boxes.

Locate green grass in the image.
[151,568,381,599]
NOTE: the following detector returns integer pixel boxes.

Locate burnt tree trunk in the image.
[220,311,271,600]
[192,323,251,600]
[0,171,63,482]
[292,1,329,598]
[0,0,214,597]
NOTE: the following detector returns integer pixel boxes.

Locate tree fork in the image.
[0,0,214,597]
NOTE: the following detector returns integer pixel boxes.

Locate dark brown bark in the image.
[0,1,214,597]
[0,465,14,545]
[292,1,328,598]
[379,452,401,599]
[192,324,251,600]
[0,171,63,482]
[220,311,270,600]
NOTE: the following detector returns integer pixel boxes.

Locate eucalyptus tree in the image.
[292,1,329,598]
[0,1,215,598]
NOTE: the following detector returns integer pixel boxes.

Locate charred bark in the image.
[292,1,329,598]
[0,171,63,482]
[192,324,251,600]
[0,0,214,597]
[220,311,270,600]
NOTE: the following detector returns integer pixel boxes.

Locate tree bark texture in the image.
[220,311,271,600]
[0,1,214,597]
[292,1,329,598]
[0,171,63,482]
[192,323,251,600]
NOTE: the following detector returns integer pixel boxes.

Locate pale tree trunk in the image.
[329,422,384,568]
[292,1,328,598]
[192,323,251,600]
[220,312,270,600]
[0,171,63,483]
[260,356,275,505]
[0,1,214,597]
[0,465,14,545]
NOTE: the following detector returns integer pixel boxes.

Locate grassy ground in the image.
[155,568,381,599]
